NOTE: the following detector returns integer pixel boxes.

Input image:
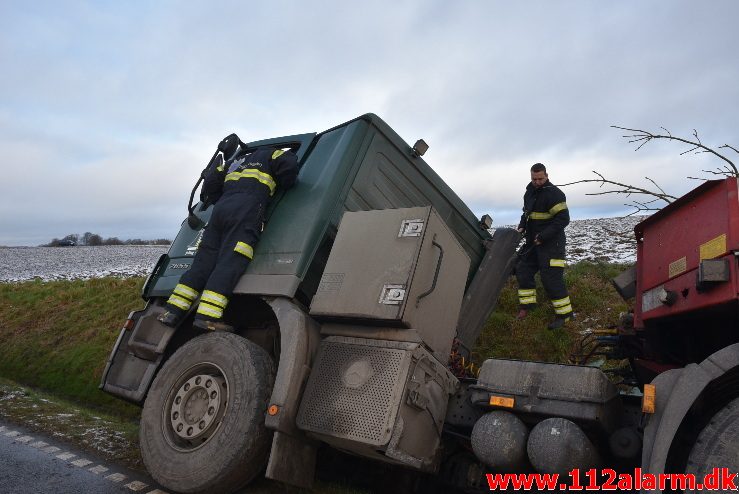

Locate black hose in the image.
[186,148,221,230]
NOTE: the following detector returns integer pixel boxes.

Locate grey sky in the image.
[2,1,737,246]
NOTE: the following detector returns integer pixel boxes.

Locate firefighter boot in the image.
[547,314,573,330]
[157,310,183,328]
[516,304,536,320]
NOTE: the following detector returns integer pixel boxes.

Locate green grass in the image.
[473,261,631,365]
[0,277,144,420]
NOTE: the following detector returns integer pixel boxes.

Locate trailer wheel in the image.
[140,332,275,493]
[685,396,739,492]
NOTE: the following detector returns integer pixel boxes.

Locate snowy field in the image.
[0,245,168,282]
[0,216,643,282]
[499,215,643,265]
[561,215,643,264]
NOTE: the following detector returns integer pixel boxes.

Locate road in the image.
[0,419,167,494]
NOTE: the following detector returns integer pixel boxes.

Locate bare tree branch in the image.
[645,177,669,196]
[560,171,677,204]
[566,126,737,220]
[611,125,738,176]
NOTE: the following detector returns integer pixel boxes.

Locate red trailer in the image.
[636,177,739,326]
[623,179,739,381]
[617,177,739,488]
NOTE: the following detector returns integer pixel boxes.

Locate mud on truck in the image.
[101,114,739,493]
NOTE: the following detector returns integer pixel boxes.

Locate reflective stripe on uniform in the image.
[549,202,568,215]
[552,296,572,315]
[225,168,277,195]
[234,241,254,259]
[555,304,573,315]
[197,301,223,319]
[173,283,199,301]
[549,259,566,267]
[271,149,286,159]
[529,212,552,220]
[167,294,192,311]
[201,290,228,309]
[518,288,537,304]
[529,202,568,221]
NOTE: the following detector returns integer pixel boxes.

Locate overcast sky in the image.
[2,1,738,246]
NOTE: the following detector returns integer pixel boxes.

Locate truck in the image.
[101,114,739,493]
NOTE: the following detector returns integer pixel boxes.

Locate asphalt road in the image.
[0,419,167,494]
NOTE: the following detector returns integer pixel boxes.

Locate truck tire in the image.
[139,332,275,494]
[685,396,739,493]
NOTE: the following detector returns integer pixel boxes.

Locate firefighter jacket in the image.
[166,147,299,322]
[517,180,569,249]
[201,147,299,205]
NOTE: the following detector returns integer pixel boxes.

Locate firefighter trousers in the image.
[515,243,572,318]
[165,194,262,323]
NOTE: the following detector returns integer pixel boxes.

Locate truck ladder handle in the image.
[417,235,444,307]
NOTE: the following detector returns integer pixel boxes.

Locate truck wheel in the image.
[685,396,739,492]
[140,332,275,493]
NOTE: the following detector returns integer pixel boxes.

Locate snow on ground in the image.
[563,215,644,264]
[499,215,644,265]
[0,216,645,282]
[0,245,168,282]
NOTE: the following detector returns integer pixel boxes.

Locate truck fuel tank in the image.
[527,418,600,474]
[471,411,529,472]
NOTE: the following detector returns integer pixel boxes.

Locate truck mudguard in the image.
[263,297,321,434]
[263,297,322,489]
[642,342,739,486]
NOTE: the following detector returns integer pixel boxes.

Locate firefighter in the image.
[515,162,573,330]
[158,142,299,331]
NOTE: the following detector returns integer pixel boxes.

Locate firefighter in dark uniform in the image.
[516,162,573,330]
[159,142,299,331]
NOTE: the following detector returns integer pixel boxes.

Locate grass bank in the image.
[474,261,631,365]
[0,262,631,419]
[0,277,144,420]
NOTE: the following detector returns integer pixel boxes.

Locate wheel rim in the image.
[161,362,229,452]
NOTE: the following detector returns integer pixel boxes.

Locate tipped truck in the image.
[101,116,738,493]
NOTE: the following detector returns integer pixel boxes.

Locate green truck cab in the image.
[102,114,518,493]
